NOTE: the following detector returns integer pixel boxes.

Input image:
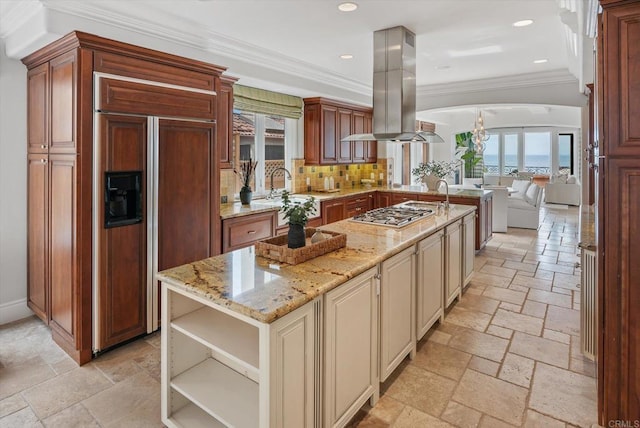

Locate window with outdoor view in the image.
[524,131,551,175]
[503,133,519,174]
[233,111,290,197]
[558,133,573,175]
[482,134,500,174]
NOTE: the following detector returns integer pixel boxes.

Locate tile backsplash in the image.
[220,159,391,204]
[291,158,389,193]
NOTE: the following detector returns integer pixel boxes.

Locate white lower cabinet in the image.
[379,246,416,382]
[416,230,444,340]
[324,267,379,428]
[445,220,462,308]
[462,213,475,287]
[161,284,319,428]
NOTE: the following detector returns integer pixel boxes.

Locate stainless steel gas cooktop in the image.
[350,201,436,228]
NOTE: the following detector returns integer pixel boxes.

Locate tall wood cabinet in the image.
[303,98,376,165]
[23,31,230,364]
[596,0,640,423]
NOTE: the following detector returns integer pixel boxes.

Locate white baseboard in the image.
[0,298,34,325]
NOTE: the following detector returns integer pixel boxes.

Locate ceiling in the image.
[0,0,593,115]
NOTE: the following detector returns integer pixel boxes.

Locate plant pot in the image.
[424,174,440,191]
[239,185,252,205]
[287,223,306,249]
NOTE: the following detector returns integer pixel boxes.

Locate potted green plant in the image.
[234,158,257,205]
[280,191,317,249]
[455,131,483,179]
[411,160,458,190]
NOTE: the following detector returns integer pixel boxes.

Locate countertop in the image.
[579,204,596,251]
[220,185,491,220]
[158,204,476,324]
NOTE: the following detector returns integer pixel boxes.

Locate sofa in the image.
[507,180,543,229]
[545,174,581,206]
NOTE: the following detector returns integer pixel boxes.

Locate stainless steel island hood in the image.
[343,26,444,143]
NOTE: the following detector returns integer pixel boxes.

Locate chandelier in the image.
[472,109,489,153]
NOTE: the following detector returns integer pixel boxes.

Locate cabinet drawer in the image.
[222,211,276,253]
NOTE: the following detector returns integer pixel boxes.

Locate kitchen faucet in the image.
[269,167,292,199]
[436,179,450,212]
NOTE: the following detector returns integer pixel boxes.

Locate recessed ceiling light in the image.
[435,65,451,70]
[338,2,358,12]
[340,54,354,59]
[533,59,548,64]
[513,19,534,27]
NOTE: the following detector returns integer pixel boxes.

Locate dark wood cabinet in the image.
[345,194,374,218]
[391,192,420,205]
[23,31,228,364]
[217,75,237,169]
[597,1,640,423]
[27,153,49,323]
[338,109,353,163]
[322,193,375,224]
[322,199,346,225]
[97,114,148,349]
[47,154,81,354]
[303,98,376,165]
[417,192,492,251]
[376,192,393,208]
[222,211,277,253]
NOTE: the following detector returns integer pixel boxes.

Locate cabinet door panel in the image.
[49,51,77,153]
[463,214,475,286]
[417,232,443,340]
[324,268,378,427]
[158,120,216,270]
[445,223,462,308]
[49,155,77,340]
[321,106,338,164]
[27,154,49,322]
[98,114,148,349]
[27,63,49,153]
[217,77,236,169]
[380,247,415,381]
[337,109,352,163]
[322,200,346,225]
[352,111,365,163]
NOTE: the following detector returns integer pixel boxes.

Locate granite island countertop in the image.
[158,204,476,324]
[220,185,491,220]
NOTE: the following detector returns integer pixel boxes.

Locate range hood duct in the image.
[342,26,444,143]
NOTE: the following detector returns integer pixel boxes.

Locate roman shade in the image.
[233,84,303,119]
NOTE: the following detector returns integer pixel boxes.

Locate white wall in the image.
[0,41,30,324]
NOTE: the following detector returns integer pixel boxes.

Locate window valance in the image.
[233,84,303,119]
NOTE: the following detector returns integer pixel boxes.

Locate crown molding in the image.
[417,69,579,97]
[7,1,370,96]
[0,0,42,38]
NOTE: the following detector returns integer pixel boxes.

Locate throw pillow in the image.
[566,175,577,184]
[525,183,540,205]
[511,179,531,195]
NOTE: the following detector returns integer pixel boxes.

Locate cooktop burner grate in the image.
[350,205,435,228]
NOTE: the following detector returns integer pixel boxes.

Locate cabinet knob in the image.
[40,144,47,149]
[40,159,47,164]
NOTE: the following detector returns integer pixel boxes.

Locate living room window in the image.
[481,127,578,178]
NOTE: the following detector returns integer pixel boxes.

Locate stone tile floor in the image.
[0,206,599,427]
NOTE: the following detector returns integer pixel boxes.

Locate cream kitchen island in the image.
[158,204,476,428]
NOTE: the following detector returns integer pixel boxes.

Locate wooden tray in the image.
[255,228,346,265]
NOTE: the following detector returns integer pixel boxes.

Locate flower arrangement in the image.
[234,158,258,189]
[411,160,459,183]
[280,191,316,226]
